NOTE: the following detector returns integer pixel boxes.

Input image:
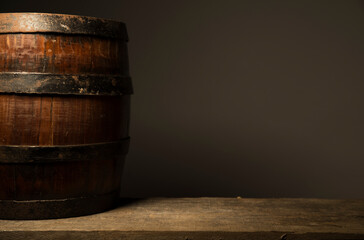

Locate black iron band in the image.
[0,138,130,164]
[0,13,128,40]
[0,73,133,96]
[0,191,120,220]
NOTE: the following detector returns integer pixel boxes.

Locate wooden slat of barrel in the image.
[0,34,128,75]
[0,13,132,220]
[0,95,130,145]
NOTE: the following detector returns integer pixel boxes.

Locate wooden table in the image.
[1,198,363,240]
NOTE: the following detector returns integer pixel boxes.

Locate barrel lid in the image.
[0,12,128,40]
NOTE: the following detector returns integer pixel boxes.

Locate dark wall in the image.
[1,1,364,198]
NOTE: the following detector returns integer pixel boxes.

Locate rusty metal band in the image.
[0,13,128,40]
[0,138,130,164]
[0,73,133,96]
[0,191,120,220]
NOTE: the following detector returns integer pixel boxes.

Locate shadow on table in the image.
[117,198,146,207]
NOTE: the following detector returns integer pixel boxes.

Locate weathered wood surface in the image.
[0,34,128,75]
[0,95,129,145]
[0,198,363,240]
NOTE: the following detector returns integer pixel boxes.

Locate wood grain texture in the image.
[0,198,363,240]
[0,157,124,200]
[0,94,129,201]
[0,13,127,39]
[0,94,130,145]
[0,34,128,75]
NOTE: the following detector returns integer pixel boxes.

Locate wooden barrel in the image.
[0,13,132,219]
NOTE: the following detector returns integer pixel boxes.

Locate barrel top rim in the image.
[0,12,128,39]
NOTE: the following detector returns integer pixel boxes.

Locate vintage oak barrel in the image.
[0,13,132,219]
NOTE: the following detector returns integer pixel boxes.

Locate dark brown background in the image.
[1,0,363,198]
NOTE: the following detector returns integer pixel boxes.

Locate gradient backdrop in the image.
[1,1,364,198]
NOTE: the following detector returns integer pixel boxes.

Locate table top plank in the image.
[1,198,363,240]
